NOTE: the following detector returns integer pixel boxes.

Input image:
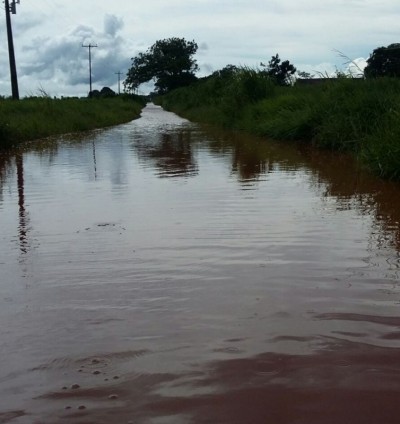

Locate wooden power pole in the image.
[115,71,123,94]
[82,43,98,94]
[4,0,19,99]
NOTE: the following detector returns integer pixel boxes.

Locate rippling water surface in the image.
[1,103,400,423]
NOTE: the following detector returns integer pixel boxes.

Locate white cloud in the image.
[0,0,398,96]
[347,57,368,77]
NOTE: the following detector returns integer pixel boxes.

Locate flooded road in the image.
[1,103,400,423]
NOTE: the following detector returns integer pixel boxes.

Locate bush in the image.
[158,72,400,180]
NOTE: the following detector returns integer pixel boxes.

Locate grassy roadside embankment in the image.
[157,70,400,180]
[0,95,146,149]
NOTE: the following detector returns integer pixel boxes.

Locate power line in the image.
[82,43,98,94]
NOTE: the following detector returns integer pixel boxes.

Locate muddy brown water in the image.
[1,103,400,424]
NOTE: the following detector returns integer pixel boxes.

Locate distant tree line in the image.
[124,38,400,95]
[89,86,116,98]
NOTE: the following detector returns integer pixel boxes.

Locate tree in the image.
[100,87,116,97]
[124,37,199,94]
[364,43,400,78]
[297,70,314,79]
[212,64,239,79]
[88,87,116,98]
[261,54,296,86]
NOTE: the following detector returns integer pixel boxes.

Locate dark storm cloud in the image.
[21,35,87,84]
[104,14,124,38]
[19,15,128,89]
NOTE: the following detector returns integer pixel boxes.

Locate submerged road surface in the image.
[1,103,400,423]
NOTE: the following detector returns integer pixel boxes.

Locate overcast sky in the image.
[0,0,399,97]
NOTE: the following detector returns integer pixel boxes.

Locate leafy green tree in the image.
[261,54,296,86]
[297,70,314,79]
[364,43,400,78]
[124,37,199,94]
[212,64,239,79]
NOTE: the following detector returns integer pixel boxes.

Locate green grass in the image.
[0,95,146,149]
[157,71,400,180]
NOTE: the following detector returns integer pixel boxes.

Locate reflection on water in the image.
[1,103,400,423]
[92,141,97,180]
[133,130,198,178]
[16,154,29,254]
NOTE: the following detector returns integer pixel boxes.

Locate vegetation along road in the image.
[2,38,400,180]
[0,94,146,149]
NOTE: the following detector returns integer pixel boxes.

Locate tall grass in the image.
[0,95,146,149]
[159,67,276,126]
[158,70,400,180]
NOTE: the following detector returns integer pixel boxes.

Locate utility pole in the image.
[82,43,98,94]
[4,0,20,99]
[115,71,123,94]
